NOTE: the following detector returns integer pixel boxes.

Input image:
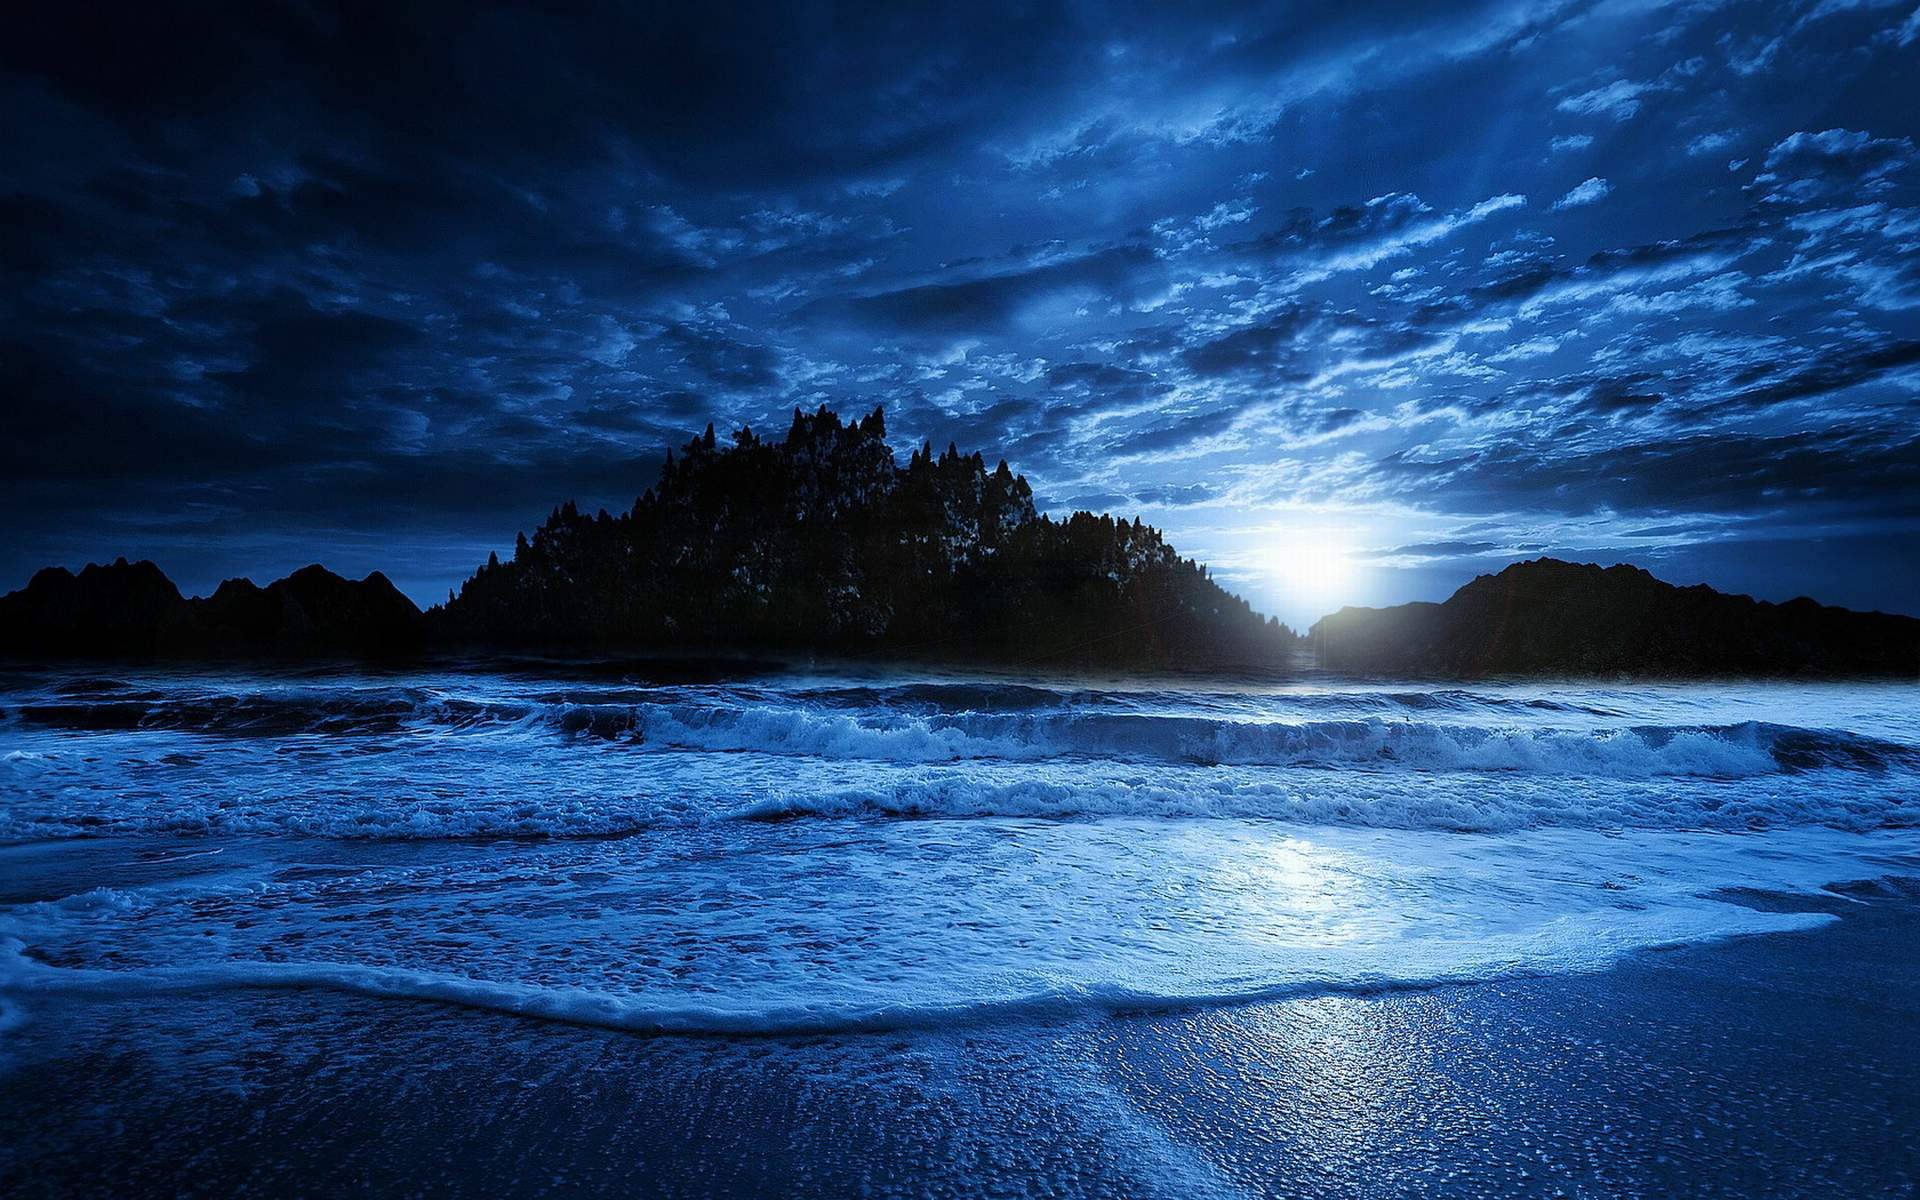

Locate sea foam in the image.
[2,671,1916,844]
[0,822,1901,1038]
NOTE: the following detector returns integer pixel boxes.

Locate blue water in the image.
[2,664,1917,1039]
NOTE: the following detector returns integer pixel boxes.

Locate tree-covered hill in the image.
[435,406,1298,668]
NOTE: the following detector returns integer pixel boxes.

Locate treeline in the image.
[438,406,1297,668]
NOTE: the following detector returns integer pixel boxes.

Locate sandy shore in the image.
[2,878,1917,1198]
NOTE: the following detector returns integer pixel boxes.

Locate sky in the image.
[4,0,1918,627]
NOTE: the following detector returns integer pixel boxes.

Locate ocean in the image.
[2,662,1918,1195]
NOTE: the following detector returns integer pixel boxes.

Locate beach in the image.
[1,664,1916,1196]
[2,866,1916,1198]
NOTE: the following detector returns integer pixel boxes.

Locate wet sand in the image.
[3,880,1916,1199]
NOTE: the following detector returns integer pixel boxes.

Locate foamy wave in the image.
[12,689,519,737]
[728,768,1919,832]
[637,706,1912,778]
[7,674,1917,844]
[0,903,1837,1038]
[3,756,1913,842]
[3,681,1625,737]
[16,686,1908,778]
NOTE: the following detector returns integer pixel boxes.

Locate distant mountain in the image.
[1311,558,1920,678]
[0,407,1298,669]
[0,559,423,657]
[437,406,1297,669]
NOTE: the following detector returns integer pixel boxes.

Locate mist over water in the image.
[2,664,1917,1036]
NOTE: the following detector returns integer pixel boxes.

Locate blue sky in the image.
[4,0,1917,625]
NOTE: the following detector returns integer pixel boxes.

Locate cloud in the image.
[1179,307,1320,379]
[1495,226,1760,317]
[1374,428,1920,519]
[1355,539,1502,559]
[1763,128,1916,176]
[1551,177,1611,209]
[1684,130,1735,156]
[654,323,783,389]
[1719,337,1920,409]
[1555,79,1659,121]
[1109,406,1243,457]
[1179,304,1446,383]
[999,0,1595,165]
[1754,128,1919,203]
[1045,361,1166,405]
[800,244,1162,337]
[1260,192,1527,284]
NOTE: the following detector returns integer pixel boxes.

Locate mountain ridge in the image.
[1311,557,1919,678]
[0,558,423,657]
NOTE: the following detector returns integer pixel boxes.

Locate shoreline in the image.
[4,878,1917,1198]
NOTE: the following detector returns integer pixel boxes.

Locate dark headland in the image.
[1313,558,1920,679]
[3,407,1915,676]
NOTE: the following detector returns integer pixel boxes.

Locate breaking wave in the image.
[9,688,1915,778]
[635,708,1916,777]
[4,672,1917,843]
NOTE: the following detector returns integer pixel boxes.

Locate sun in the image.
[1264,531,1359,618]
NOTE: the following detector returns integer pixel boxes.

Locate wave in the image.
[0,905,1837,1037]
[4,756,1914,842]
[635,708,1917,778]
[10,687,1919,779]
[730,770,1919,832]
[787,682,1103,711]
[5,680,1628,734]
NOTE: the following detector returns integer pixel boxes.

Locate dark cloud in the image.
[656,324,783,390]
[1356,540,1503,559]
[1376,429,1920,519]
[1111,407,1242,456]
[0,4,1097,187]
[1136,482,1223,506]
[1755,127,1918,203]
[1236,193,1435,255]
[802,244,1162,336]
[1045,361,1166,405]
[1717,337,1920,413]
[1181,307,1320,377]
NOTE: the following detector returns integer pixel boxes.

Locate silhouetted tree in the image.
[437,406,1300,668]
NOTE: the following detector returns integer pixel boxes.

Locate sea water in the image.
[2,662,1916,1040]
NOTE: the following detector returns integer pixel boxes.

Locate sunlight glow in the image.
[1264,530,1360,618]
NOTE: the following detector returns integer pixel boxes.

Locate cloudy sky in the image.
[5,0,1917,625]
